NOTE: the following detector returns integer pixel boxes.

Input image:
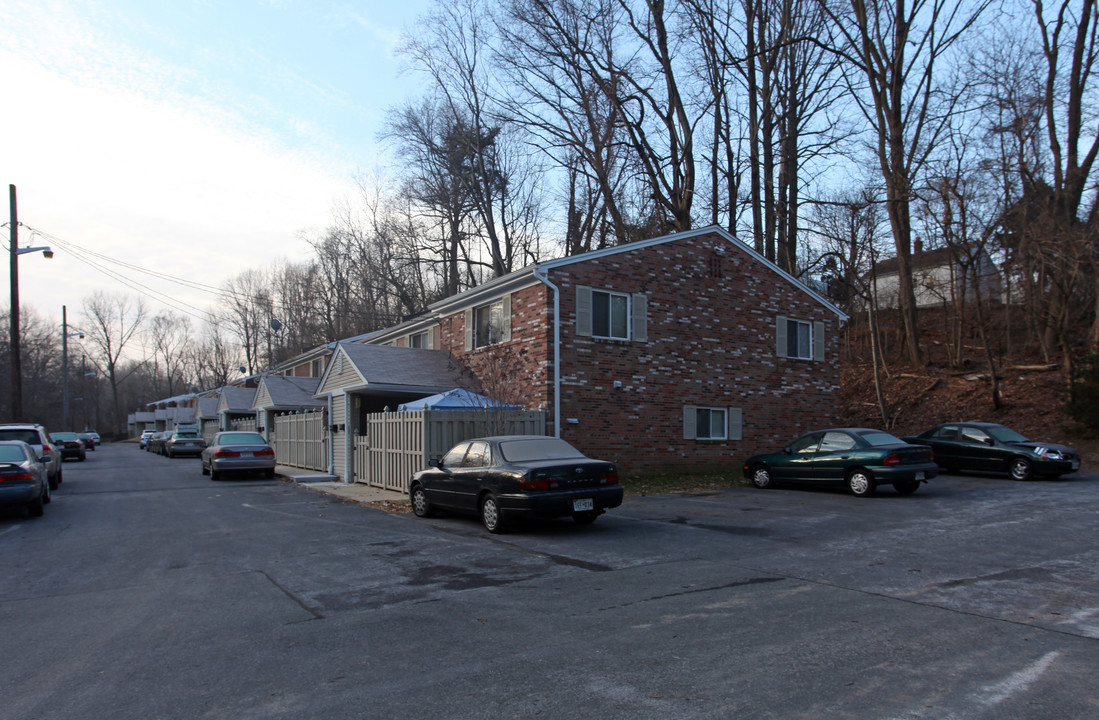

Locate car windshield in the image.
[498,437,584,462]
[0,430,40,445]
[858,431,905,446]
[986,425,1029,443]
[219,433,266,445]
[0,446,27,462]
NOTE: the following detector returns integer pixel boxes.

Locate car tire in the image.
[894,480,920,495]
[750,465,774,489]
[56,469,63,485]
[1009,458,1033,481]
[847,469,876,497]
[572,510,599,525]
[28,482,47,517]
[79,454,86,462]
[264,468,275,479]
[480,493,505,534]
[210,469,221,481]
[48,472,59,491]
[201,462,209,476]
[410,484,436,517]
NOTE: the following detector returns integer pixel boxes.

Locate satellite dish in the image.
[270,318,282,332]
[239,366,247,374]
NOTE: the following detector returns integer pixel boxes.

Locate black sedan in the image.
[408,436,623,533]
[903,422,1081,480]
[743,428,937,497]
[49,432,87,462]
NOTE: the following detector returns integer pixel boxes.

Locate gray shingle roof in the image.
[257,375,323,409]
[336,344,472,389]
[220,386,257,413]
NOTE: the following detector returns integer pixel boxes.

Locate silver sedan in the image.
[200,431,276,480]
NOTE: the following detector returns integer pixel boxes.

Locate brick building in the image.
[368,225,847,475]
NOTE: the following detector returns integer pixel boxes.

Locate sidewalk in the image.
[275,465,411,511]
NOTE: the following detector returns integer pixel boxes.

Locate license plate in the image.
[573,498,594,512]
[241,452,253,458]
[915,472,925,481]
[1073,460,1080,470]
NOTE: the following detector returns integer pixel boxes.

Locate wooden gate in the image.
[355,410,546,492]
[273,411,328,472]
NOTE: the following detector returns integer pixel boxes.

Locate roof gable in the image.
[316,343,471,395]
[254,375,323,409]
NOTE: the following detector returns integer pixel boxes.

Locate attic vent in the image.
[337,354,344,374]
[709,249,724,278]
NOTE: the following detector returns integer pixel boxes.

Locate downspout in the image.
[326,393,335,475]
[532,265,562,438]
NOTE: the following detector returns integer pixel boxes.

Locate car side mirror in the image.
[428,458,441,468]
[783,446,792,455]
[37,456,47,464]
[985,438,995,445]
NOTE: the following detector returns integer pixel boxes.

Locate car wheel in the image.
[572,510,599,525]
[750,465,774,489]
[480,493,505,534]
[894,480,920,495]
[847,469,876,497]
[201,462,209,476]
[79,454,86,462]
[56,469,63,485]
[264,468,275,479]
[210,469,221,481]
[48,472,59,491]
[410,484,436,517]
[1009,458,1033,481]
[42,478,51,504]
[27,486,45,517]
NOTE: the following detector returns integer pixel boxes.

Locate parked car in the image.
[50,432,87,462]
[902,422,1081,480]
[0,440,50,517]
[146,432,168,454]
[0,423,63,490]
[77,432,97,451]
[201,431,276,480]
[85,430,101,446]
[138,430,154,449]
[408,436,623,533]
[163,430,206,458]
[743,428,938,497]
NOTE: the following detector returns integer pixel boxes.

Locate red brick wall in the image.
[439,230,841,475]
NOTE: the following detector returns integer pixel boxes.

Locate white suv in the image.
[0,424,63,489]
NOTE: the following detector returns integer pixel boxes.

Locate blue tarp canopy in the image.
[398,389,522,412]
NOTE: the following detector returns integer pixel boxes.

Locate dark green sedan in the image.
[902,422,1081,480]
[743,428,937,497]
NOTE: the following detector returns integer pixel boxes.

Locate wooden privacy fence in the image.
[355,409,546,492]
[273,411,328,472]
[201,420,219,445]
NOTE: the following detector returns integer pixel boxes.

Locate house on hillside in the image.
[316,225,846,483]
[872,240,1002,309]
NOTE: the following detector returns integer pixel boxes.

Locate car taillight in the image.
[0,472,34,481]
[520,475,559,491]
[42,444,52,454]
[883,454,901,466]
[215,449,241,458]
[600,470,619,485]
[255,448,275,457]
[929,449,934,462]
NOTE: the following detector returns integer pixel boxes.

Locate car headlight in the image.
[1034,447,1064,460]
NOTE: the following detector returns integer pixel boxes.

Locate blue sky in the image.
[1,0,430,329]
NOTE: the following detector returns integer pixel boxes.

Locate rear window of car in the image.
[0,430,41,445]
[174,432,200,439]
[52,433,78,441]
[218,433,266,445]
[858,431,905,446]
[498,438,584,462]
[0,446,28,462]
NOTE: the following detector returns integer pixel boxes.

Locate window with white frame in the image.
[576,285,647,342]
[683,405,743,440]
[776,316,824,361]
[592,290,630,340]
[409,330,431,349]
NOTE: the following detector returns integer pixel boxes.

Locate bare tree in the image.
[149,312,192,398]
[823,0,991,365]
[80,292,148,435]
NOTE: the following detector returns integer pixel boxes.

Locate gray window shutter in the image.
[813,321,825,362]
[576,286,592,337]
[632,293,647,342]
[464,309,473,351]
[776,316,788,357]
[683,405,697,439]
[501,294,512,343]
[728,407,742,441]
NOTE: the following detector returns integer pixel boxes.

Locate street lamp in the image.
[61,305,84,429]
[8,184,53,420]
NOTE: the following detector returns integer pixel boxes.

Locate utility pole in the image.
[63,306,70,428]
[9,184,21,421]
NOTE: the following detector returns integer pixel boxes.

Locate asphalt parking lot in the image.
[4,447,1098,719]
